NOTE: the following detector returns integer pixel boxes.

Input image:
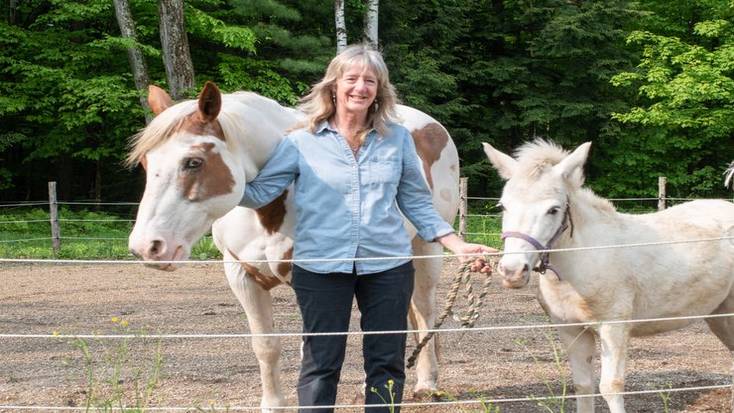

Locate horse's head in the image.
[127,82,246,270]
[483,140,591,288]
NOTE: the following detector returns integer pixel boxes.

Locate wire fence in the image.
[2,187,734,410]
[1,383,730,411]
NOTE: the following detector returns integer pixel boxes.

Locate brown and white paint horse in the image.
[127,82,460,411]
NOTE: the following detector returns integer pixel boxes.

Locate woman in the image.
[240,44,495,412]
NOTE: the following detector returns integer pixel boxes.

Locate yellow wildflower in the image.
[111,316,120,323]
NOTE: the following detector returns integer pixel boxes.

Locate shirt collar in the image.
[315,120,379,139]
[315,120,337,135]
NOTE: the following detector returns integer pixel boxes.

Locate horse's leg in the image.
[704,293,734,412]
[557,324,596,413]
[223,255,285,412]
[706,293,734,349]
[409,239,441,397]
[598,324,629,413]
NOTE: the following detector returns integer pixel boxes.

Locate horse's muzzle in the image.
[498,262,530,288]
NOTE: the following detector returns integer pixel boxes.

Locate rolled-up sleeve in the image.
[395,130,454,242]
[239,137,299,209]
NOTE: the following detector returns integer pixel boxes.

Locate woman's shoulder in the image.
[383,122,411,140]
[285,126,317,143]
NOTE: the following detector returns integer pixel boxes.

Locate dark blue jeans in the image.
[292,261,415,413]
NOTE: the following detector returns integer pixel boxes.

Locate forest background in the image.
[1,0,733,203]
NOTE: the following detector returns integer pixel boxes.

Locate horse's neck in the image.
[558,190,627,246]
[228,95,301,181]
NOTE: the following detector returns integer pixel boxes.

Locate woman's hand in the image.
[436,233,498,273]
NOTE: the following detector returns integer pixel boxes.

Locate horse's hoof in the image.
[413,387,443,400]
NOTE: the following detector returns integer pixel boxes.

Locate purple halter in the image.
[501,201,574,280]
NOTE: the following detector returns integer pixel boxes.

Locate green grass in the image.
[0,198,661,260]
[0,207,221,259]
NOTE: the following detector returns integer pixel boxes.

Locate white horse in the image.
[127,82,460,411]
[726,161,734,188]
[483,139,734,413]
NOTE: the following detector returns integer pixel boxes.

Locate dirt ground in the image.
[0,262,732,412]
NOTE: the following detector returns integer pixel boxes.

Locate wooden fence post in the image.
[657,176,667,211]
[48,181,60,255]
[458,177,468,240]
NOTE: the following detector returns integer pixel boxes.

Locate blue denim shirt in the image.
[239,121,454,275]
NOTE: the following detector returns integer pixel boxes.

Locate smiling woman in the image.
[239,44,495,412]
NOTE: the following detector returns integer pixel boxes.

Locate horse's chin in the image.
[143,245,189,272]
[501,273,529,289]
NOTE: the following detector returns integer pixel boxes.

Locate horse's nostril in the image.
[148,239,165,257]
[522,264,529,272]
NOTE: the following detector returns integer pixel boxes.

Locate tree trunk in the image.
[363,0,378,49]
[113,0,152,123]
[9,0,18,24]
[335,0,347,53]
[158,0,194,100]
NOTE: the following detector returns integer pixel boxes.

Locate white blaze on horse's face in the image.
[483,141,591,288]
[128,83,245,270]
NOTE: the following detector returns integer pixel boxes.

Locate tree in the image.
[159,0,194,99]
[609,0,734,196]
[113,0,151,122]
[363,0,378,48]
[335,0,347,52]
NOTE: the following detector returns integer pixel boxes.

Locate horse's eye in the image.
[547,206,560,215]
[183,157,203,170]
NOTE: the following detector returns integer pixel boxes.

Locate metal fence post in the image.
[48,181,60,255]
[459,177,468,240]
[657,176,667,211]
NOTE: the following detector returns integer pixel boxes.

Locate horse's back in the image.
[632,199,734,235]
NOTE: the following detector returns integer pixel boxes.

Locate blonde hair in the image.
[298,44,399,142]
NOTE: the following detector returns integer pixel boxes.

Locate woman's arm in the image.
[239,137,299,209]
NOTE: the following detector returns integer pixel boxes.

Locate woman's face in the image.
[334,64,378,118]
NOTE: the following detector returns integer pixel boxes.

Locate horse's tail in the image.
[725,161,734,189]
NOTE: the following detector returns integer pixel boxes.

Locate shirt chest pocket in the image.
[366,156,401,185]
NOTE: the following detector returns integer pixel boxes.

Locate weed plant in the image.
[61,318,163,412]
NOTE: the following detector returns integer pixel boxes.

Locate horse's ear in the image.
[148,85,173,116]
[483,142,517,180]
[554,142,592,186]
[198,81,222,122]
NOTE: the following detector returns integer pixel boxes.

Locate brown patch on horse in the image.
[256,190,288,234]
[177,112,226,141]
[228,249,282,291]
[410,123,449,189]
[277,247,293,278]
[178,143,235,201]
[242,262,282,291]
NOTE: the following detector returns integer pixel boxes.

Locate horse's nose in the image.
[498,262,528,278]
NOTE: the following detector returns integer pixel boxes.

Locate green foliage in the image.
[1,0,733,202]
[607,0,734,197]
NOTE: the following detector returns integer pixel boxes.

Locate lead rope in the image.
[406,258,494,369]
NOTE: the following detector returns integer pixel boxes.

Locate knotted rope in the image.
[406,259,493,368]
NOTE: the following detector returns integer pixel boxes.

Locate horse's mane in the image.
[514,139,616,214]
[126,92,297,167]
